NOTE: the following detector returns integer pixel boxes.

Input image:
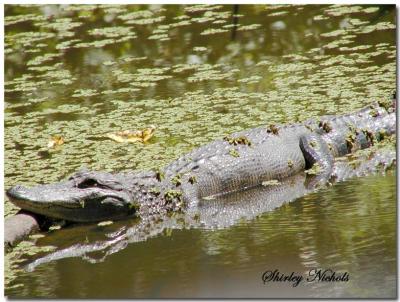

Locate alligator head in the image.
[6,170,154,222]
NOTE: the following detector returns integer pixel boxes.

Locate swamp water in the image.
[4,4,396,298]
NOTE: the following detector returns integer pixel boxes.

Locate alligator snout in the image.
[5,179,138,222]
[6,185,29,201]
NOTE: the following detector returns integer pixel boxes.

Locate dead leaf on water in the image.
[47,135,64,148]
[49,225,61,231]
[107,125,156,143]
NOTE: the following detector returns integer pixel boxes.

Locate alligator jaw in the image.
[6,177,136,222]
[7,185,82,210]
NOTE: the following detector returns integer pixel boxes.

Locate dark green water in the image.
[4,4,396,298]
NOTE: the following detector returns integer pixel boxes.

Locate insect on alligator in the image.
[5,99,396,242]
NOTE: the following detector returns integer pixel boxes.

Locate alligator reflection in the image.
[25,149,395,272]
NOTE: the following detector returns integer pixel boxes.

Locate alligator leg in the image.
[299,134,334,187]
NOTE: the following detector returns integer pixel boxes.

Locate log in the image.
[5,211,42,250]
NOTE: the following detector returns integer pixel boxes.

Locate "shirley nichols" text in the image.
[262,268,350,287]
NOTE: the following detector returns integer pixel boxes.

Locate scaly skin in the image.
[6,100,396,223]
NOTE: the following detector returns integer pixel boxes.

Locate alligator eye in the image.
[77,178,98,189]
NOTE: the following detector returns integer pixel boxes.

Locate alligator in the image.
[6,100,396,228]
[20,147,398,271]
